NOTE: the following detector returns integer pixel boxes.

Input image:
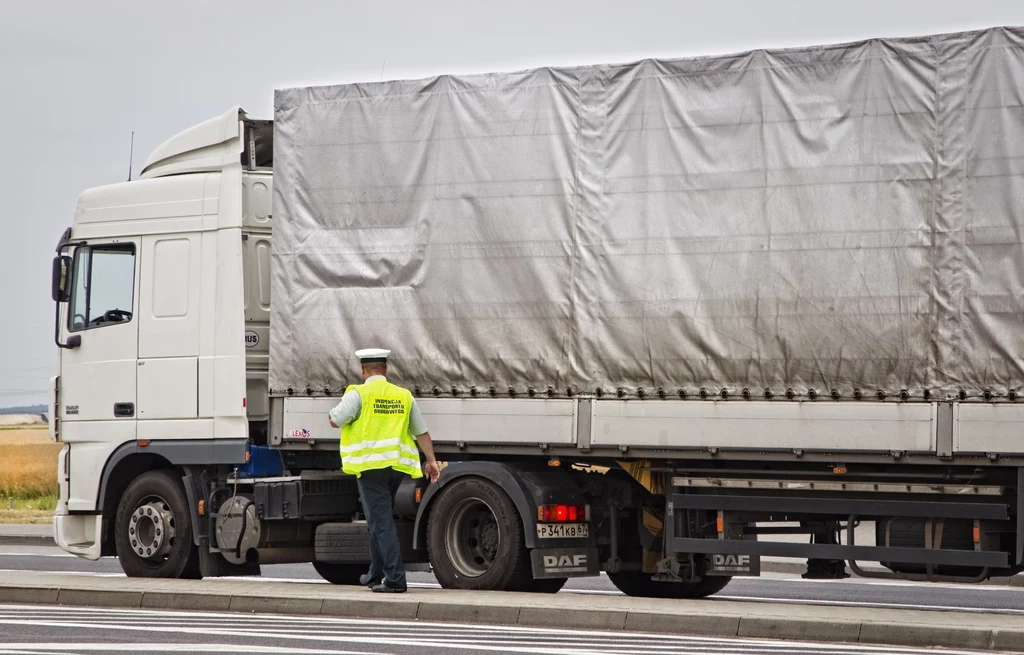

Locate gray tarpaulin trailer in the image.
[262,24,1024,588]
[53,25,1024,593]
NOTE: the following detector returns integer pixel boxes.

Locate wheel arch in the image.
[97,438,248,556]
[98,449,175,557]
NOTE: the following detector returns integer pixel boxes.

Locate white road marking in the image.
[713,593,1024,615]
[777,575,1021,593]
[205,575,330,584]
[0,605,1001,655]
[0,645,374,654]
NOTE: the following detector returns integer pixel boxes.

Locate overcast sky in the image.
[1,0,1022,407]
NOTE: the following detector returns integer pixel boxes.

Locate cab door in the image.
[58,241,139,509]
[136,234,201,423]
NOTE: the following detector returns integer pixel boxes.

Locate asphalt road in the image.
[1,545,1023,617]
[0,603,1007,655]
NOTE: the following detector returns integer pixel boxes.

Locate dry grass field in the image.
[0,427,60,523]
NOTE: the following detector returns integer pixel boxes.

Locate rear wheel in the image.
[114,470,201,579]
[427,477,533,591]
[608,571,731,598]
[312,561,366,585]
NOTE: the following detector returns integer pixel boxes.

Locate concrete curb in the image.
[0,525,53,547]
[1,576,1022,652]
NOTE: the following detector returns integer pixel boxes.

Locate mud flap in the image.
[705,553,761,576]
[531,547,600,578]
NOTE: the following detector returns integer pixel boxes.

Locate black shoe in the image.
[359,573,382,587]
[370,582,407,593]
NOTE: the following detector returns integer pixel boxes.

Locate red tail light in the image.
[537,503,590,522]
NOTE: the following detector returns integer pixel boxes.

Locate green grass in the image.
[0,495,57,511]
[0,494,57,524]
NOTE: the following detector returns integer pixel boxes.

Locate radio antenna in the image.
[127,131,135,181]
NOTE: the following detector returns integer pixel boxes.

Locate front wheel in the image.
[608,571,731,598]
[114,470,201,578]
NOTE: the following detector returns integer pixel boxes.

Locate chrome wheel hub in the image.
[129,499,175,561]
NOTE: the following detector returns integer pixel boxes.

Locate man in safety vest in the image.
[328,348,440,593]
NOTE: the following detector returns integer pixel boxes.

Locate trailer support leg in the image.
[605,502,621,573]
[802,520,850,579]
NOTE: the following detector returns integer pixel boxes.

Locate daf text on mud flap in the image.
[531,547,600,577]
[707,553,761,576]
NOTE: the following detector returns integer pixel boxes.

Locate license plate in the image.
[536,523,589,539]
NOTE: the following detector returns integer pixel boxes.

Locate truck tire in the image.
[608,571,731,598]
[312,561,366,585]
[315,523,372,563]
[426,477,533,591]
[114,470,201,579]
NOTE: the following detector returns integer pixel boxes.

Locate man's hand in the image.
[425,459,441,483]
[329,419,338,428]
[415,432,440,483]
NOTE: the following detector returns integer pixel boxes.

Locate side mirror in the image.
[51,255,72,302]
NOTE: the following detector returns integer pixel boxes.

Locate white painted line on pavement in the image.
[0,606,1001,655]
[203,575,329,584]
[0,645,375,654]
[714,594,1024,615]
[0,604,1000,655]
[0,569,107,577]
[778,576,1021,593]
[0,619,675,655]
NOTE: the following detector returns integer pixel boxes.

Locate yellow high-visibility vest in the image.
[340,378,423,479]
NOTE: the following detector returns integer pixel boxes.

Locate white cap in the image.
[355,348,391,363]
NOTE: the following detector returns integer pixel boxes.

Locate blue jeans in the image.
[356,467,407,589]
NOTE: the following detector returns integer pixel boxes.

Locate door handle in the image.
[114,402,135,418]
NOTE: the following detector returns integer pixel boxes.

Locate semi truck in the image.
[49,25,1024,596]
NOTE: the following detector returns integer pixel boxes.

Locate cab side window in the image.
[68,245,136,332]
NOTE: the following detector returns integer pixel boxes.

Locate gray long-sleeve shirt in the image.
[328,375,429,436]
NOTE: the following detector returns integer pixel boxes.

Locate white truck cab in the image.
[50,107,272,561]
